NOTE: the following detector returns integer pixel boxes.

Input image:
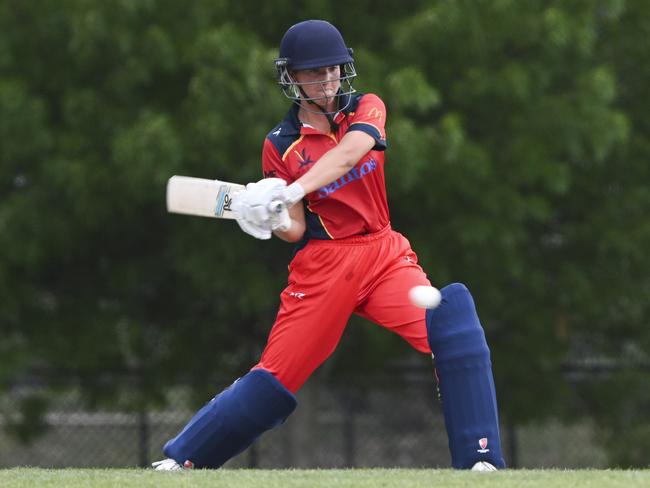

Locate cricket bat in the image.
[166,176,243,219]
[166,175,284,220]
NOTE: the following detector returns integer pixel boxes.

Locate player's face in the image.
[293,66,341,104]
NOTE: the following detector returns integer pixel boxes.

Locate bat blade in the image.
[166,176,244,219]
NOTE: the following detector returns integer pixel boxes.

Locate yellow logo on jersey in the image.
[368,107,383,121]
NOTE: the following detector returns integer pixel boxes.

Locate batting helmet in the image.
[275,20,357,113]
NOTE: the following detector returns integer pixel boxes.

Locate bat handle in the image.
[269,200,286,214]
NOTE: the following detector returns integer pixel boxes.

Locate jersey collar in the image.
[281,93,357,136]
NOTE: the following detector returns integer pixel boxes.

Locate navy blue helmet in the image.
[275,20,357,114]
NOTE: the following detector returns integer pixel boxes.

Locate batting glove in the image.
[276,182,306,207]
[233,215,273,240]
[231,178,290,239]
[270,205,291,232]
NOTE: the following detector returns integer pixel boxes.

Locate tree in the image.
[1,0,649,466]
[381,0,649,465]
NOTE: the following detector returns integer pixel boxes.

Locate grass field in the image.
[1,468,650,488]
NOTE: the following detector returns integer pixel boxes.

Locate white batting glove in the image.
[233,213,273,240]
[275,182,306,207]
[242,178,287,224]
[234,204,290,239]
[231,178,290,239]
[270,205,291,232]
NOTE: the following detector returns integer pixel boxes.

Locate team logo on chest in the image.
[294,148,314,169]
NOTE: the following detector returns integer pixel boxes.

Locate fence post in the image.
[507,417,518,468]
[342,389,357,468]
[137,409,150,468]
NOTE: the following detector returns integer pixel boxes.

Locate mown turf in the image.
[1,468,649,488]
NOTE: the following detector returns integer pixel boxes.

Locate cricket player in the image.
[154,20,505,471]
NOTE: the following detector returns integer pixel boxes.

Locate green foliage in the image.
[1,0,649,466]
[1,393,50,444]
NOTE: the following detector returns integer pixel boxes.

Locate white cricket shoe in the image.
[152,458,185,471]
[471,461,498,471]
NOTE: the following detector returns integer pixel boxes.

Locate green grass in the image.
[1,468,650,488]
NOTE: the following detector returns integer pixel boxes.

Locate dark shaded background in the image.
[1,0,648,467]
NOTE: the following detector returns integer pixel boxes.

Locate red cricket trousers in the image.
[253,225,432,393]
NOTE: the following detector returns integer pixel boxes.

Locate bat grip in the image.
[269,200,286,214]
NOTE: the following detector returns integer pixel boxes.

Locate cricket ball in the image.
[408,285,442,309]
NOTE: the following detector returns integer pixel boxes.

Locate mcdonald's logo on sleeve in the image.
[367,107,384,122]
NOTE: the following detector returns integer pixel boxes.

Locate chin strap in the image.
[298,87,340,133]
[313,103,339,133]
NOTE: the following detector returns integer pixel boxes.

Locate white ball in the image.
[408,285,442,309]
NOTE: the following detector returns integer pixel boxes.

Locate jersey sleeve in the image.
[262,137,293,183]
[346,94,387,151]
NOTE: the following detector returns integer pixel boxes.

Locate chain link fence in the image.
[0,371,607,469]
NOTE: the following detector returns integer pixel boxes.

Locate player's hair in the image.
[275,20,356,115]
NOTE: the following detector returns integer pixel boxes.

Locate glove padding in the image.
[231,178,291,240]
[274,182,306,207]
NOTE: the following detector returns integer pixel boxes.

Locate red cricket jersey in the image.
[262,93,389,240]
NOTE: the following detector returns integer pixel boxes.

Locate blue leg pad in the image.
[426,283,506,469]
[163,369,297,468]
